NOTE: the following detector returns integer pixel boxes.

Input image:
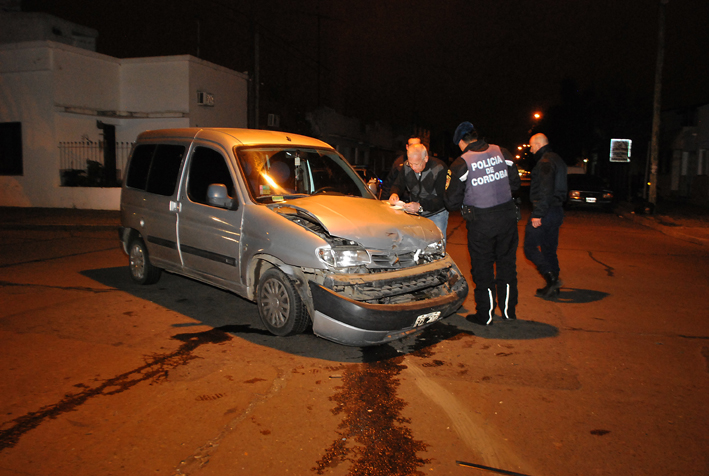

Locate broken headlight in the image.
[316,244,371,269]
[422,239,445,257]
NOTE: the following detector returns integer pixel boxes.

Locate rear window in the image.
[126,144,185,196]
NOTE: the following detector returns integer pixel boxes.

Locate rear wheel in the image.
[257,268,310,336]
[128,237,162,285]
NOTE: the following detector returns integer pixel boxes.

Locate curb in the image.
[618,210,709,247]
[0,208,120,231]
[0,223,120,231]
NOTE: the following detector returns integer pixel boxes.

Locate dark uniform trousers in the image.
[464,200,519,319]
[523,205,564,277]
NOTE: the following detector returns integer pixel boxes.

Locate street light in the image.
[529,112,543,135]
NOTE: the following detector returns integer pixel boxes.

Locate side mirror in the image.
[207,183,236,209]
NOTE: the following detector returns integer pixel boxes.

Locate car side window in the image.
[186,146,236,207]
[125,144,185,196]
[125,144,155,190]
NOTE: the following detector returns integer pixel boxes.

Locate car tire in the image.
[128,236,162,285]
[257,268,310,336]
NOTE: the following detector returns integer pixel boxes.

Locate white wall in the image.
[188,58,248,128]
[0,43,57,207]
[120,58,190,113]
[0,42,124,208]
[0,41,248,210]
[53,46,120,111]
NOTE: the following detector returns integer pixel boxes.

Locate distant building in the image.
[0,12,248,209]
[0,10,98,51]
[306,106,399,178]
[660,103,709,203]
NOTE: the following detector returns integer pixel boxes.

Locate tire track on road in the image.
[404,359,535,475]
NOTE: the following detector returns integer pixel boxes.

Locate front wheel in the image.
[128,237,162,285]
[257,268,310,336]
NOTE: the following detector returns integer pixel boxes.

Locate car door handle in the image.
[169,201,182,212]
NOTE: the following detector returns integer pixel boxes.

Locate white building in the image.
[1,29,248,209]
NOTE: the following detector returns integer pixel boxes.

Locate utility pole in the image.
[254,25,260,129]
[648,0,668,207]
[316,0,321,107]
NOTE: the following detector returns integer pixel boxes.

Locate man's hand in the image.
[532,217,542,228]
[388,193,399,205]
[404,201,421,214]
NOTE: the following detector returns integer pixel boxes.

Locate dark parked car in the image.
[566,174,614,209]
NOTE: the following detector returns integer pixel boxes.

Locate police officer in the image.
[445,122,521,325]
[524,133,567,297]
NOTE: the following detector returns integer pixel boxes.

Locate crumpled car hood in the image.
[269,196,442,251]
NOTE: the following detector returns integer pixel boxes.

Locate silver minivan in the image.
[119,128,468,346]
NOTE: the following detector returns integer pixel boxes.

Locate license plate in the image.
[586,197,597,203]
[414,311,441,327]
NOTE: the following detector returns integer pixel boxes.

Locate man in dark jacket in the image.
[445,122,521,325]
[524,133,568,297]
[388,143,449,236]
[382,135,421,200]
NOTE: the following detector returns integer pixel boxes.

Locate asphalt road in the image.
[1,209,708,476]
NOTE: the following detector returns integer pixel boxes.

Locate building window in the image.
[0,122,23,175]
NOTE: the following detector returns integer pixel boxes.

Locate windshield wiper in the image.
[256,193,309,203]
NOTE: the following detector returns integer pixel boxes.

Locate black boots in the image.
[536,272,562,298]
[466,312,493,326]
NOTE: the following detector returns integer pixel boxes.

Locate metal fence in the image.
[58,141,133,187]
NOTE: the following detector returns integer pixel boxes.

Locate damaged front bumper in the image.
[308,256,469,346]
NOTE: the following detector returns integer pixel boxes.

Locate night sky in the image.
[21,0,709,150]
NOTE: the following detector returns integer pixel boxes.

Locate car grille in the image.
[369,251,417,268]
[358,270,446,298]
[323,266,456,303]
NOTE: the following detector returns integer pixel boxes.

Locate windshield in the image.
[236,147,374,203]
